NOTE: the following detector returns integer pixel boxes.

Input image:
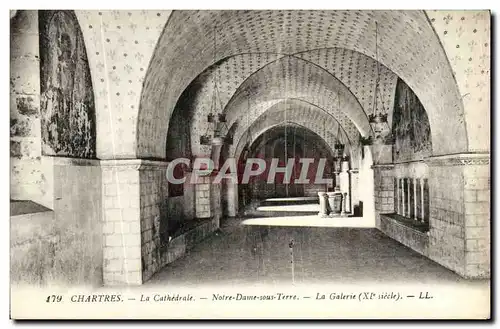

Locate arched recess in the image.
[236,123,337,206]
[176,48,397,162]
[189,55,367,159]
[209,55,368,156]
[220,117,358,215]
[231,115,355,173]
[39,10,97,158]
[227,99,359,168]
[137,10,467,159]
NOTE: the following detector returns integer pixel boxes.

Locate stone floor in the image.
[148,198,484,287]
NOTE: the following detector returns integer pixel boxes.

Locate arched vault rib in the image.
[228,99,356,160]
[208,56,368,155]
[231,108,360,169]
[234,121,343,170]
[186,49,392,158]
[234,110,349,160]
[193,56,365,157]
[138,10,467,159]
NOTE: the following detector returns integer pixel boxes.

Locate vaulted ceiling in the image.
[182,43,399,163]
[244,123,336,162]
[231,101,359,168]
[138,10,467,158]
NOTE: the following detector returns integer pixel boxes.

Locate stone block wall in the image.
[100,160,222,285]
[139,161,169,283]
[375,154,490,279]
[11,158,103,287]
[373,164,395,220]
[101,160,142,285]
[462,162,490,278]
[195,174,212,218]
[10,206,56,285]
[10,10,53,209]
[427,163,466,275]
[53,158,103,285]
[379,215,429,255]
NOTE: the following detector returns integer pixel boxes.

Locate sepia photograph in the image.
[8,7,491,320]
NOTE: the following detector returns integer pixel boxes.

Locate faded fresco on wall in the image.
[392,78,432,162]
[39,10,96,158]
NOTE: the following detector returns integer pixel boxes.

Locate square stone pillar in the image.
[10,10,54,208]
[100,160,142,286]
[372,164,395,214]
[138,161,169,282]
[225,181,238,217]
[349,169,360,215]
[100,159,170,285]
[426,153,490,278]
[194,172,212,219]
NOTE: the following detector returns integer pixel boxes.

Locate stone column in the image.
[401,178,405,216]
[396,178,401,214]
[413,177,418,220]
[407,176,411,217]
[426,153,490,279]
[211,137,224,171]
[420,178,425,222]
[100,160,143,286]
[317,192,328,217]
[341,192,348,216]
[226,181,238,217]
[339,159,351,213]
[372,164,395,214]
[349,169,360,215]
[10,10,54,208]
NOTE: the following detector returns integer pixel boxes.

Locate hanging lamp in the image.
[241,90,253,154]
[333,95,345,159]
[367,21,393,144]
[200,25,231,146]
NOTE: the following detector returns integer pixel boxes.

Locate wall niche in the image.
[39,10,96,158]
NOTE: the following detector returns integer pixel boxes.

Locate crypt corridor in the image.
[10,10,490,287]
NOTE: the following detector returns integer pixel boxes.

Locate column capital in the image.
[99,159,169,171]
[371,164,394,170]
[425,152,490,167]
[50,156,100,166]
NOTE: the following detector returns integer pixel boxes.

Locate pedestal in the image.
[339,160,351,214]
[317,192,328,217]
[340,192,348,217]
[327,191,343,216]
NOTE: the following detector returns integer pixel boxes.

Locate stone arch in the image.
[234,120,340,167]
[39,10,96,158]
[222,55,369,133]
[175,48,397,164]
[237,123,337,201]
[185,55,366,159]
[229,101,359,169]
[137,10,467,159]
[206,56,368,160]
